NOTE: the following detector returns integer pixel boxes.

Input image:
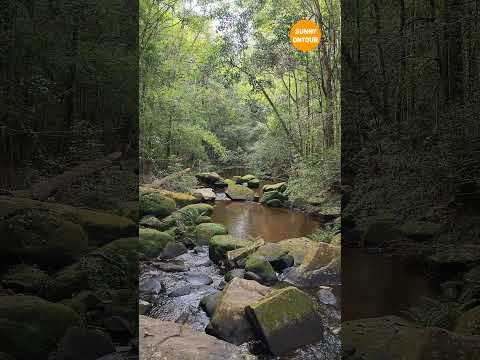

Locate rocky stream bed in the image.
[138,171,342,359]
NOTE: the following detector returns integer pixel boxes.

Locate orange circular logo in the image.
[290,20,321,52]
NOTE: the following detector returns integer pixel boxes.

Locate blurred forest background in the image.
[140,0,340,202]
[0,0,138,206]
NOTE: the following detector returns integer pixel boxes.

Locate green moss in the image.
[260,191,287,204]
[232,176,243,184]
[241,174,256,182]
[225,183,255,201]
[247,178,261,188]
[0,296,82,359]
[0,210,88,267]
[159,190,200,206]
[139,228,173,258]
[262,182,287,193]
[209,235,252,263]
[247,287,316,334]
[196,223,228,245]
[140,190,176,218]
[158,203,215,230]
[196,215,213,224]
[2,264,51,294]
[245,255,277,284]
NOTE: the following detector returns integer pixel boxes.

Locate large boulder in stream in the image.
[193,188,217,202]
[247,178,260,188]
[157,204,215,231]
[140,316,251,360]
[244,255,277,285]
[140,188,176,218]
[0,295,82,360]
[246,286,324,355]
[262,182,287,193]
[196,223,228,245]
[209,235,252,263]
[207,278,272,345]
[259,191,287,205]
[276,237,319,266]
[225,183,255,201]
[139,228,173,258]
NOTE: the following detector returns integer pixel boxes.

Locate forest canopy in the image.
[140,0,340,200]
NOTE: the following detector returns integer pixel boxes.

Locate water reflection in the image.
[212,201,320,242]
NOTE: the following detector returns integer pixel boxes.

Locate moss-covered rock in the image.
[455,306,480,335]
[72,208,137,247]
[44,263,89,301]
[246,286,323,355]
[464,265,480,284]
[247,178,260,188]
[209,235,252,263]
[82,238,139,291]
[245,255,277,285]
[262,182,287,193]
[157,203,215,231]
[260,191,287,205]
[241,174,256,182]
[158,190,200,206]
[196,223,228,245]
[225,184,255,201]
[196,215,213,224]
[266,199,282,207]
[208,278,272,345]
[277,237,319,265]
[0,210,88,267]
[140,189,176,218]
[0,296,82,360]
[300,242,341,272]
[139,228,174,258]
[2,264,51,295]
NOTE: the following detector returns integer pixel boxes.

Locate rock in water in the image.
[262,182,287,193]
[245,287,323,355]
[196,223,228,245]
[244,255,278,285]
[193,188,217,202]
[225,184,255,201]
[200,292,221,317]
[160,241,187,259]
[139,316,249,360]
[208,278,272,345]
[209,235,252,263]
[317,286,338,308]
[139,229,174,258]
[140,189,176,218]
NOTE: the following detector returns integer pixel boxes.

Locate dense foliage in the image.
[140,0,340,200]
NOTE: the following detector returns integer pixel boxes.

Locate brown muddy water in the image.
[212,201,321,242]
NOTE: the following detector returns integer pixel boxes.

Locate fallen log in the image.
[31,152,123,201]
